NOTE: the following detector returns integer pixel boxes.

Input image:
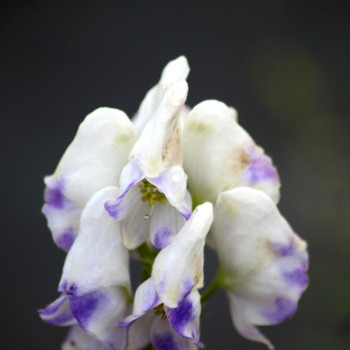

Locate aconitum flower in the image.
[104,79,193,249]
[182,100,308,348]
[42,56,189,252]
[119,202,213,348]
[42,108,136,251]
[40,56,308,350]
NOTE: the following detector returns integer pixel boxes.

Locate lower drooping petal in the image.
[152,202,213,308]
[165,290,202,347]
[68,286,128,350]
[59,186,130,295]
[150,202,186,249]
[123,312,155,350]
[151,316,198,350]
[119,278,160,328]
[212,187,308,349]
[119,280,201,348]
[122,195,152,249]
[56,186,131,349]
[38,295,76,326]
[62,325,107,350]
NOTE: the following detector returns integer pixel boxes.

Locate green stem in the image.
[137,242,157,260]
[201,269,225,305]
[137,242,157,282]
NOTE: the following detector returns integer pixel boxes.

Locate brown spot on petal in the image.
[231,148,251,173]
[192,250,204,287]
[162,113,181,165]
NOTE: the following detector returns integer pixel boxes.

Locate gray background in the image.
[1,1,349,349]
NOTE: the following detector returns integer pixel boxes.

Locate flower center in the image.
[139,179,167,206]
[153,304,167,320]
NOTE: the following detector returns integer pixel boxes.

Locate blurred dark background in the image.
[1,1,349,349]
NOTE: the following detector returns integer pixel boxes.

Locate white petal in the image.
[130,80,188,178]
[212,187,308,348]
[125,312,154,350]
[59,186,130,295]
[226,291,274,349]
[149,166,191,219]
[122,197,152,249]
[133,56,190,134]
[151,316,197,350]
[68,286,128,350]
[62,326,107,350]
[182,100,280,205]
[48,107,136,207]
[119,278,160,328]
[38,295,76,326]
[150,202,186,249]
[152,202,213,308]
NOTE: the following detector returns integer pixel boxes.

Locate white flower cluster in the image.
[39,57,308,350]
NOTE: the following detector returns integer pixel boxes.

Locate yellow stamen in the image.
[139,179,167,207]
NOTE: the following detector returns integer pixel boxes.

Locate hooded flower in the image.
[42,108,136,251]
[42,56,190,252]
[119,202,214,349]
[104,78,192,250]
[40,187,134,349]
[182,100,308,348]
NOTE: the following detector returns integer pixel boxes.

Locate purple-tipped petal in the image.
[150,203,186,249]
[56,228,76,251]
[165,290,202,347]
[59,187,130,296]
[152,203,213,308]
[44,178,66,209]
[264,297,298,324]
[42,178,81,252]
[238,146,280,203]
[212,187,309,349]
[38,295,76,326]
[245,149,278,184]
[119,278,160,328]
[104,163,143,220]
[43,108,136,249]
[68,286,128,350]
[283,266,309,290]
[183,100,280,204]
[69,291,104,329]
